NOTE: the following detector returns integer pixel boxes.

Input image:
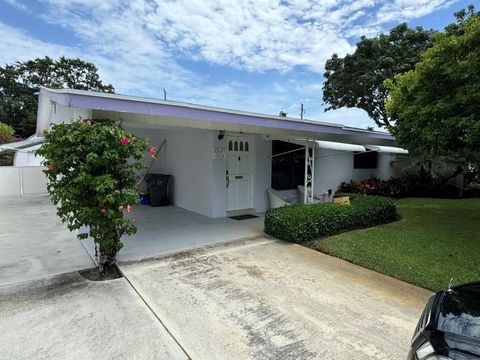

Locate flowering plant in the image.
[36,118,148,270]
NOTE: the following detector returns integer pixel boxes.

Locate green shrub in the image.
[36,118,148,270]
[0,122,14,143]
[464,183,480,198]
[264,194,397,243]
[0,122,16,166]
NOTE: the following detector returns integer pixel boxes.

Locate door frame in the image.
[225,134,255,213]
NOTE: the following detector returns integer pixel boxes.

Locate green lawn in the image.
[315,198,480,291]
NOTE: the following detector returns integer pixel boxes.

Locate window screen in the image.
[354,151,378,169]
[271,140,305,190]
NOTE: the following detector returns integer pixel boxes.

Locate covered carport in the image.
[82,205,264,262]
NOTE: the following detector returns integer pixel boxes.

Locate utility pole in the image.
[300,103,305,119]
[163,88,167,101]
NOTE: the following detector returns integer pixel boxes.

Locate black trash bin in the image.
[144,174,170,207]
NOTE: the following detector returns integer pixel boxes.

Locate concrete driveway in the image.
[0,195,94,286]
[0,197,187,360]
[0,194,431,359]
[120,237,431,360]
[0,272,187,360]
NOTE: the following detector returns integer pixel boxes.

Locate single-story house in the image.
[0,87,408,218]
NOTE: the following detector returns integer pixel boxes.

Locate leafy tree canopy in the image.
[323,23,435,128]
[0,57,114,137]
[386,6,480,162]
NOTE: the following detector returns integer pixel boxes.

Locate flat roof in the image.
[39,87,393,140]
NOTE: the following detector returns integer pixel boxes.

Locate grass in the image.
[315,198,480,291]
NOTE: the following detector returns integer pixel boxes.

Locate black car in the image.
[408,281,480,360]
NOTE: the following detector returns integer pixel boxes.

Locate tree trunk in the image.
[98,234,120,273]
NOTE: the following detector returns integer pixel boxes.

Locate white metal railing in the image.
[0,166,48,196]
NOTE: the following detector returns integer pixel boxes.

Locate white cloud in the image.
[376,0,458,24]
[3,0,29,12]
[0,0,462,130]
[314,107,376,129]
[23,0,459,75]
[0,23,77,67]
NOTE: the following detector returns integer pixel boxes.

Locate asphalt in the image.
[0,272,188,360]
[120,237,432,360]
[0,195,94,286]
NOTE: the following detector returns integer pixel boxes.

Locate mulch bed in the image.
[79,264,123,281]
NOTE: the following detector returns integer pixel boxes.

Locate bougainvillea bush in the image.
[36,118,148,270]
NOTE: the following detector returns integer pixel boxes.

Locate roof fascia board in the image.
[40,87,392,140]
[39,87,71,106]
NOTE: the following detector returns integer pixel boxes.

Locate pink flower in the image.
[101,208,107,213]
[79,117,92,125]
[120,137,131,145]
[126,205,132,213]
[149,146,157,158]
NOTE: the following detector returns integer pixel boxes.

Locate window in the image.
[354,151,378,169]
[271,140,305,190]
[239,141,244,151]
[228,141,233,151]
[234,141,238,151]
[245,142,249,152]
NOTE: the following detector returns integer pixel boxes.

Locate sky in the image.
[0,0,474,129]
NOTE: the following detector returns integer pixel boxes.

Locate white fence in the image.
[0,166,48,196]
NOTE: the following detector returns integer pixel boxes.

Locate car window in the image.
[437,285,480,340]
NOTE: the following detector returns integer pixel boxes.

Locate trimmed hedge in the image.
[264,194,397,243]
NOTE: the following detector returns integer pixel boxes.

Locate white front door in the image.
[226,135,253,211]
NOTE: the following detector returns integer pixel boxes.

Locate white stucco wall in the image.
[0,166,47,196]
[0,167,21,196]
[14,144,44,166]
[314,150,396,195]
[352,168,378,182]
[16,102,92,167]
[253,135,272,213]
[129,126,216,218]
[211,134,227,218]
[314,149,354,196]
[352,154,395,182]
[127,127,272,218]
[37,99,92,133]
[376,154,395,180]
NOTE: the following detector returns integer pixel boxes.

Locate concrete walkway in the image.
[120,237,432,360]
[0,195,94,286]
[0,272,188,360]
